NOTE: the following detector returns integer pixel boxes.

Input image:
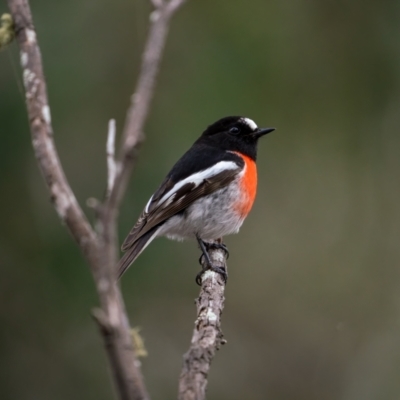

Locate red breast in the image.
[233,152,257,218]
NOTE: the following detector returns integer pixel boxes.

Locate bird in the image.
[117,116,275,284]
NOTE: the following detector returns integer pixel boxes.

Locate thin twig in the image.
[178,243,228,400]
[96,5,190,391]
[97,5,189,394]
[97,2,188,394]
[105,0,187,218]
[99,0,188,292]
[107,119,118,196]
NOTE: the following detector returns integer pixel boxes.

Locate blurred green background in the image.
[1,0,400,399]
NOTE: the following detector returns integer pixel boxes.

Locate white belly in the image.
[156,184,245,241]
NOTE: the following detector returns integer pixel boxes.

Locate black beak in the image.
[254,127,275,138]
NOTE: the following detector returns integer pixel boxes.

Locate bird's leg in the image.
[197,239,230,263]
[196,236,228,285]
[197,237,213,267]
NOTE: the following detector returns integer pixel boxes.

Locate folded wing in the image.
[121,160,241,251]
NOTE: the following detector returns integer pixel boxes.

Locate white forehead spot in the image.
[241,117,258,131]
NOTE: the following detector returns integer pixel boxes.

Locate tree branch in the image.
[97,8,189,396]
[178,244,228,400]
[5,0,185,398]
[106,0,187,218]
[97,1,187,394]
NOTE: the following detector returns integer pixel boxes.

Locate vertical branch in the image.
[99,0,189,290]
[178,245,228,400]
[98,3,188,395]
[106,0,187,218]
[98,7,188,397]
[97,2,188,394]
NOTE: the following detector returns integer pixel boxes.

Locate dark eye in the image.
[229,126,240,134]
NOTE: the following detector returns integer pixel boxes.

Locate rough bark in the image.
[178,244,228,400]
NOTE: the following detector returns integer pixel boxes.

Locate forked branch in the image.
[7,0,187,399]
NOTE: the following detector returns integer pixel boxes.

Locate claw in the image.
[195,236,228,285]
[195,270,203,286]
[205,242,229,259]
[195,265,228,286]
[198,253,204,266]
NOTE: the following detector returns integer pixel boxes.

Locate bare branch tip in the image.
[106,119,117,195]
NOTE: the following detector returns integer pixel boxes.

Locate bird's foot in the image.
[195,265,228,286]
[197,241,229,264]
[204,241,230,259]
[196,236,228,285]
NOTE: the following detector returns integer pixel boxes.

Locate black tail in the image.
[117,227,159,279]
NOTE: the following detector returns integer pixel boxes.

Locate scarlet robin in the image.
[118,116,275,284]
